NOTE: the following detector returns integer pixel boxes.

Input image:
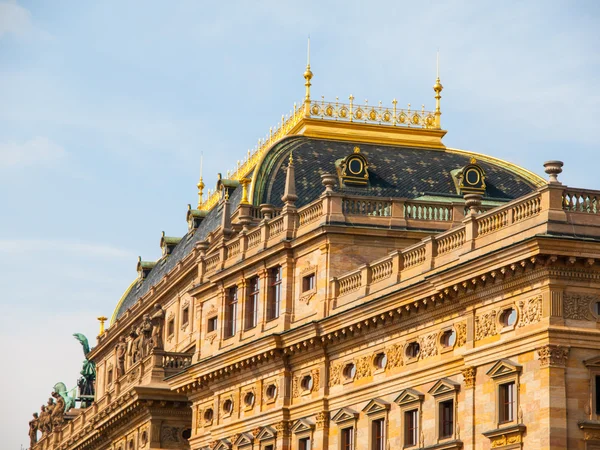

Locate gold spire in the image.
[97,316,107,335]
[433,50,443,128]
[289,149,294,165]
[240,178,251,204]
[197,153,205,209]
[303,36,313,115]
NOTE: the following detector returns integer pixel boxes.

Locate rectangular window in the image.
[302,273,315,292]
[266,267,282,321]
[107,369,113,385]
[245,276,259,330]
[371,418,385,450]
[167,318,175,336]
[404,409,418,446]
[298,437,310,450]
[264,445,274,450]
[182,305,189,326]
[224,286,238,338]
[439,399,454,439]
[207,316,217,333]
[499,381,515,423]
[341,427,354,450]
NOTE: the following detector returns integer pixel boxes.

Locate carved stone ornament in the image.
[329,362,342,386]
[298,292,316,305]
[462,367,476,389]
[161,425,180,443]
[584,430,600,441]
[537,345,569,368]
[419,332,438,359]
[491,433,522,448]
[207,333,217,344]
[564,292,597,320]
[275,420,290,435]
[475,310,497,340]
[355,355,372,379]
[456,321,467,347]
[301,263,316,275]
[311,369,320,391]
[292,376,300,398]
[518,295,542,327]
[385,343,404,369]
[315,411,329,429]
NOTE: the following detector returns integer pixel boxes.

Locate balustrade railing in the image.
[338,270,362,296]
[436,228,466,256]
[268,216,285,237]
[247,228,262,249]
[299,201,323,226]
[342,198,391,216]
[205,253,220,272]
[404,201,452,221]
[404,245,426,269]
[371,257,394,283]
[563,189,600,214]
[162,352,193,370]
[226,240,241,260]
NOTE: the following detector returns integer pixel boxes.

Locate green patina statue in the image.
[53,382,76,411]
[73,333,96,405]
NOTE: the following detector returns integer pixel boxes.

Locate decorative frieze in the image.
[385,343,404,369]
[537,345,569,368]
[355,355,372,379]
[329,362,342,386]
[315,411,329,429]
[475,310,497,340]
[419,332,438,359]
[518,295,542,327]
[564,292,597,320]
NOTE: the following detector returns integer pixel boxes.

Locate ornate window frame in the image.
[483,359,526,449]
[263,380,279,405]
[256,426,277,450]
[497,304,519,333]
[291,419,315,450]
[362,398,391,450]
[428,378,461,446]
[584,356,600,421]
[395,389,424,448]
[438,326,457,354]
[332,407,359,450]
[233,432,254,449]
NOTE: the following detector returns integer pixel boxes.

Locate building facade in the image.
[28,68,600,450]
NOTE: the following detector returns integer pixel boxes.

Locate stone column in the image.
[461,366,476,450]
[537,345,569,449]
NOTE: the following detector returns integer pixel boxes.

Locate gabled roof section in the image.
[428,378,461,396]
[362,398,391,414]
[394,388,424,406]
[233,433,254,446]
[486,359,522,378]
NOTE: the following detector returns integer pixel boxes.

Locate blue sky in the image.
[1,0,598,447]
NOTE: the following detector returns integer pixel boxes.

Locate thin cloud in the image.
[0,0,51,40]
[0,137,66,168]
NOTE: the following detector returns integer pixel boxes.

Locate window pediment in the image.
[291,418,314,434]
[362,398,391,414]
[585,356,600,367]
[331,407,359,424]
[428,378,461,396]
[486,359,522,379]
[214,440,231,450]
[256,426,277,441]
[233,433,254,446]
[394,388,424,406]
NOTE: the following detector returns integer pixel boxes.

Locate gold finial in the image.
[240,178,250,204]
[289,150,294,165]
[224,188,229,200]
[353,146,360,153]
[303,36,313,114]
[197,153,205,208]
[433,50,443,128]
[470,157,477,164]
[97,316,108,335]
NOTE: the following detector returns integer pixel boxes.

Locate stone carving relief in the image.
[355,355,372,379]
[115,336,127,378]
[329,362,342,386]
[490,433,522,448]
[537,345,569,368]
[518,295,542,327]
[385,343,404,369]
[298,292,316,305]
[475,310,497,340]
[419,332,438,359]
[292,377,299,398]
[461,367,476,389]
[161,425,180,443]
[456,321,467,347]
[315,411,329,429]
[311,369,320,391]
[564,292,596,320]
[275,420,290,435]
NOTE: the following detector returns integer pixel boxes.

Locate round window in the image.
[301,375,314,391]
[500,308,517,327]
[406,342,420,359]
[265,384,278,400]
[244,391,255,407]
[441,329,457,347]
[348,158,363,174]
[223,399,233,414]
[182,428,192,440]
[373,352,387,369]
[343,363,356,380]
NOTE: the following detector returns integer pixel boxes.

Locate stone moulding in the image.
[537,345,569,368]
[482,423,526,449]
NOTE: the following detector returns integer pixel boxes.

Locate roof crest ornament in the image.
[434,49,443,128]
[197,152,204,209]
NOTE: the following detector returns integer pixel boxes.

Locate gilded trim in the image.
[110,279,138,326]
